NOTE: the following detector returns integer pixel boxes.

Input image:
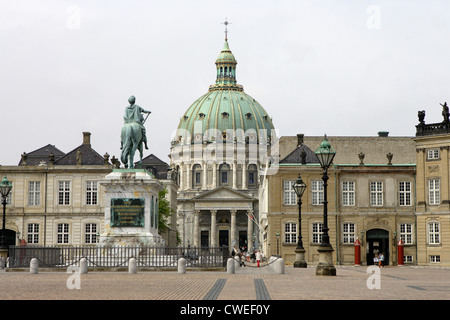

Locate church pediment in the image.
[191,187,256,202]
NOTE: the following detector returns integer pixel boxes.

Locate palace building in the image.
[0,132,178,248]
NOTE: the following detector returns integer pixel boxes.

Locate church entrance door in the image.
[219,230,229,247]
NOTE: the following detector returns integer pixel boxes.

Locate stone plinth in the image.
[99,169,165,247]
[316,245,336,276]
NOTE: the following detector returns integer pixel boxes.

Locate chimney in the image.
[378,131,389,137]
[83,132,91,146]
[297,133,304,146]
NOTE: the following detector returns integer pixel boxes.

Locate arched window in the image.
[219,163,231,186]
[248,164,258,187]
[192,164,202,188]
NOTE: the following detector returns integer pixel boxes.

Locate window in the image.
[28,181,40,206]
[86,181,98,205]
[429,179,440,205]
[58,181,70,205]
[342,181,355,206]
[57,223,69,244]
[427,149,439,160]
[192,164,202,187]
[342,223,355,244]
[400,223,413,244]
[85,223,97,244]
[428,222,440,244]
[312,223,323,244]
[399,181,411,206]
[27,223,39,244]
[219,163,230,186]
[283,181,297,205]
[430,255,441,263]
[404,256,413,264]
[311,180,324,205]
[248,164,257,187]
[370,181,383,206]
[284,223,297,244]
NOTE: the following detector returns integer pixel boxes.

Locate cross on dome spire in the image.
[222,18,231,41]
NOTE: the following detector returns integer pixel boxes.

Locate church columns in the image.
[210,210,217,247]
[247,210,254,250]
[193,210,200,247]
[186,163,191,190]
[212,163,217,188]
[230,209,237,247]
[202,163,207,190]
[242,162,247,189]
[232,161,237,189]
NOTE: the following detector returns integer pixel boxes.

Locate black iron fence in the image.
[7,245,229,269]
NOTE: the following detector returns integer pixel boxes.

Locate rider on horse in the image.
[123,95,151,149]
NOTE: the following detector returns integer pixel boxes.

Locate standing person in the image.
[379,253,384,268]
[256,250,262,267]
[373,253,379,266]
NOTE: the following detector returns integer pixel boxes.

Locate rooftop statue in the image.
[120,96,151,168]
[441,102,449,123]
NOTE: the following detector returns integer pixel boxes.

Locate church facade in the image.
[169,33,276,251]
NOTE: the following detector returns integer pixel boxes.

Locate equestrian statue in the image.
[120,95,151,168]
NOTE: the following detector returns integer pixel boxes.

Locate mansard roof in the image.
[18,144,65,166]
[54,143,105,165]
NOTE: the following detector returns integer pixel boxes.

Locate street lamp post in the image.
[0,175,13,264]
[314,136,337,276]
[292,173,307,268]
[275,232,280,257]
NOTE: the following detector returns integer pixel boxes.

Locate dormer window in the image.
[199,113,206,119]
[222,112,229,119]
[245,113,252,119]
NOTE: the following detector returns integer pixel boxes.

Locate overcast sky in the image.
[1,0,450,166]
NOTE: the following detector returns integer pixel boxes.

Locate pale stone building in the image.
[414,104,450,265]
[262,133,417,266]
[0,132,178,248]
[170,34,276,251]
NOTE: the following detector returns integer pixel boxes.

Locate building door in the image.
[219,230,229,247]
[201,231,209,248]
[239,231,248,251]
[366,229,389,265]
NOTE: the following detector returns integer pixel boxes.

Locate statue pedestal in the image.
[99,169,165,247]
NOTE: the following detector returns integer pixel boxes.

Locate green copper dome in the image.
[174,39,275,144]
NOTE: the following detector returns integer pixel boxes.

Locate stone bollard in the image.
[30,258,39,274]
[178,258,186,274]
[128,258,137,274]
[227,258,235,274]
[273,258,285,274]
[234,256,240,269]
[80,257,88,274]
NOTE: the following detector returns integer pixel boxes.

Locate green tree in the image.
[158,188,174,234]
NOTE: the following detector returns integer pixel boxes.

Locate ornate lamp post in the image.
[275,232,280,257]
[314,136,336,276]
[292,173,307,268]
[0,175,13,262]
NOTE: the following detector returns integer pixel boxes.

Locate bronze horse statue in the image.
[120,122,144,168]
[120,96,151,168]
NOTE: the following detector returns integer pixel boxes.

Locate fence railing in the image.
[7,245,229,269]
